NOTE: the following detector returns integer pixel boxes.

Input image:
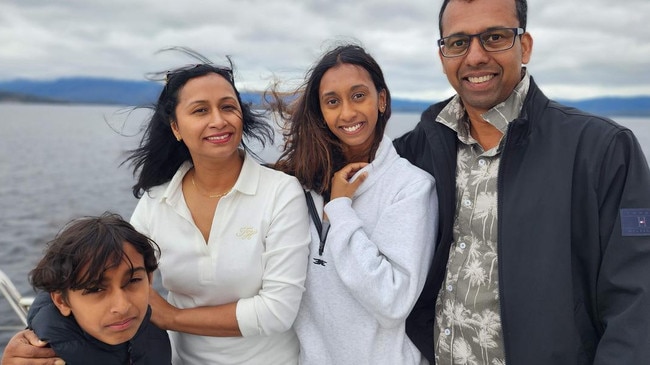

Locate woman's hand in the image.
[330,162,369,200]
[148,287,178,330]
[1,329,62,365]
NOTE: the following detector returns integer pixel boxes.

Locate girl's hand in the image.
[330,162,369,200]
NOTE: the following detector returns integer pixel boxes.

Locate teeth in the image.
[207,134,229,141]
[468,75,494,84]
[342,123,362,132]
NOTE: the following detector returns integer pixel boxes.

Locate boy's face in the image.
[51,241,152,345]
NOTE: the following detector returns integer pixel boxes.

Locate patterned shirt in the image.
[433,71,530,365]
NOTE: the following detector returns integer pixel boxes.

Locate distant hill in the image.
[558,97,650,118]
[0,77,263,107]
[0,90,67,104]
[0,78,162,106]
[0,77,649,116]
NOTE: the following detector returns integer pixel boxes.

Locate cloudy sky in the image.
[2,0,649,102]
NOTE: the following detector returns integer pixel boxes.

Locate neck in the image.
[343,143,373,163]
[191,152,243,193]
[344,150,371,163]
[468,116,503,151]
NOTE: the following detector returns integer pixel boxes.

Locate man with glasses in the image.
[394,0,650,364]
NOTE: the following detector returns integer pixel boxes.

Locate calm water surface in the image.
[1,102,649,352]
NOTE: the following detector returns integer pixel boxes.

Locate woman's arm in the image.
[232,177,311,337]
[148,287,241,337]
[1,330,61,365]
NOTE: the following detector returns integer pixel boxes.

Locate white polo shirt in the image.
[131,152,310,364]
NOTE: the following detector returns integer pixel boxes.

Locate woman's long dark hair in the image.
[124,47,274,198]
[273,43,391,195]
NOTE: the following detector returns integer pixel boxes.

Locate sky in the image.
[2,0,649,102]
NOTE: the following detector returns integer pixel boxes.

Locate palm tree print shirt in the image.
[432,72,530,365]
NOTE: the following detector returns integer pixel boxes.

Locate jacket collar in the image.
[436,69,532,142]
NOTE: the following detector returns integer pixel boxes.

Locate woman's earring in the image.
[175,134,182,141]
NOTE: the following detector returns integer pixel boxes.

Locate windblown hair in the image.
[438,0,528,36]
[124,47,274,198]
[29,212,160,298]
[272,43,391,195]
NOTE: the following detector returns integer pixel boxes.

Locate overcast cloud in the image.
[1,0,649,101]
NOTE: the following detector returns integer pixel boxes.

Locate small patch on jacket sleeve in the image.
[621,209,650,236]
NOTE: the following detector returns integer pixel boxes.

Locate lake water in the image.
[1,102,649,353]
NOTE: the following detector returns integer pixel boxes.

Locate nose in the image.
[110,289,132,314]
[464,36,489,65]
[340,100,357,122]
[209,111,228,129]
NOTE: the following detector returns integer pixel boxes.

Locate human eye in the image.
[122,272,146,289]
[482,29,510,45]
[221,103,239,112]
[125,277,144,288]
[445,35,469,50]
[352,92,366,101]
[192,106,208,114]
[324,98,339,107]
[82,286,105,295]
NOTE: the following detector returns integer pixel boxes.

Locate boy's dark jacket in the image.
[394,78,650,364]
[28,291,171,365]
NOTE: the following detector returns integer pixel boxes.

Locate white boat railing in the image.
[0,269,34,330]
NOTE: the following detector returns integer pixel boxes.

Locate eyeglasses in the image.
[437,27,524,58]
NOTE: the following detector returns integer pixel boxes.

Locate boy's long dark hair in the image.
[29,212,159,296]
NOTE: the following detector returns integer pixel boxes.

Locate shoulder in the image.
[372,144,436,200]
[393,99,455,163]
[393,158,436,193]
[396,99,451,138]
[29,296,87,352]
[141,183,169,200]
[256,161,304,192]
[136,163,189,204]
[527,78,625,137]
[536,101,633,153]
[130,308,171,363]
[385,141,435,186]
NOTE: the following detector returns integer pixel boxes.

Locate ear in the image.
[520,31,533,65]
[438,49,447,75]
[378,89,387,113]
[51,291,72,317]
[170,121,182,141]
[147,272,154,286]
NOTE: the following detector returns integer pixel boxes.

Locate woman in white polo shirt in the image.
[125,49,310,364]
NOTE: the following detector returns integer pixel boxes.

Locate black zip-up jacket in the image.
[394,78,650,365]
[28,291,171,365]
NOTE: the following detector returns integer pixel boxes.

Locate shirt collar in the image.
[159,150,260,205]
[436,68,531,144]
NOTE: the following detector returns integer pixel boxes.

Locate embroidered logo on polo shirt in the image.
[236,227,257,240]
[621,209,650,236]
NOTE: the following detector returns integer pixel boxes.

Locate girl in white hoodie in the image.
[274,43,438,365]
